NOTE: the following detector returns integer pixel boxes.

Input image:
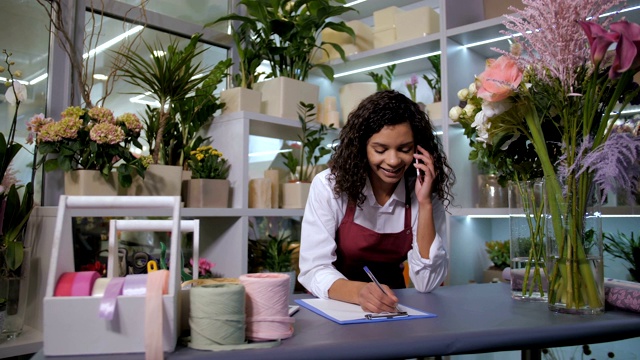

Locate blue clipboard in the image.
[295,298,437,325]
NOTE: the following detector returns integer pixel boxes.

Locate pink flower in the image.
[116,113,143,133]
[190,258,215,276]
[88,106,115,124]
[26,113,53,144]
[89,122,125,144]
[609,20,640,78]
[477,56,523,102]
[578,20,619,67]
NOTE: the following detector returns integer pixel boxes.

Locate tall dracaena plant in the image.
[211,0,356,82]
[116,33,212,164]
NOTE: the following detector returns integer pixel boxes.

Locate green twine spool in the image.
[188,283,279,351]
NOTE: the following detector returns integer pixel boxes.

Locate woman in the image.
[298,90,455,313]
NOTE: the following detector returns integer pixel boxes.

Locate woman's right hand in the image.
[358,282,399,313]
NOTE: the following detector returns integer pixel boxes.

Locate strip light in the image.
[344,0,368,6]
[334,51,441,78]
[83,25,144,59]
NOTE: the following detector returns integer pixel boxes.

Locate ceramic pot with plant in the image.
[29,106,146,194]
[183,145,231,208]
[422,54,442,120]
[210,0,356,120]
[280,102,334,208]
[484,240,509,283]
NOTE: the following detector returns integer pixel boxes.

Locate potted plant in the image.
[210,0,356,120]
[206,17,264,114]
[182,145,231,208]
[116,34,229,196]
[248,218,299,293]
[604,231,639,282]
[483,240,510,283]
[29,106,146,195]
[280,102,334,208]
[422,54,442,120]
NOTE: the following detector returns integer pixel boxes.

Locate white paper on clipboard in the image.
[295,298,436,324]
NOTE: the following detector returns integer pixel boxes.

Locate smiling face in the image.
[366,122,415,193]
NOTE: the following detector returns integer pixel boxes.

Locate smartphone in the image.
[415,159,423,184]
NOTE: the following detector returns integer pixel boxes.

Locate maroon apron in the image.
[333,185,413,289]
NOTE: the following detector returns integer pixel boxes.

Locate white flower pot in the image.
[220,87,262,114]
[339,82,377,126]
[253,77,319,121]
[281,182,311,209]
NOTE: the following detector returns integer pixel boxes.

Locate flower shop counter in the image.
[31,283,640,359]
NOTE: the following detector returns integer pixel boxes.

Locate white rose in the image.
[449,106,463,120]
[463,103,476,116]
[457,88,469,101]
[468,82,477,96]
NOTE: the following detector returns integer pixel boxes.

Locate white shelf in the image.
[0,326,43,359]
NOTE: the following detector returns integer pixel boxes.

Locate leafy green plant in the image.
[209,0,356,81]
[280,102,334,182]
[262,231,297,273]
[485,240,510,270]
[422,54,441,102]
[366,64,396,91]
[604,231,640,282]
[116,33,216,164]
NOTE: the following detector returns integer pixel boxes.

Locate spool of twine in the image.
[239,273,295,341]
[188,283,279,351]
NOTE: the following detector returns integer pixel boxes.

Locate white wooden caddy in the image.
[43,196,184,356]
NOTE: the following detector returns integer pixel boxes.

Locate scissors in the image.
[147,260,158,273]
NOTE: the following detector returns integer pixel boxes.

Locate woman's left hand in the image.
[414,145,435,204]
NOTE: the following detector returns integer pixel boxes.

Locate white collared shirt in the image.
[297,169,449,299]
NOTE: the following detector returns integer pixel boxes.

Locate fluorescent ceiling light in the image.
[29,73,48,85]
[344,0,367,6]
[93,74,108,81]
[466,215,509,219]
[83,25,144,59]
[248,149,292,157]
[334,51,441,78]
[463,34,519,49]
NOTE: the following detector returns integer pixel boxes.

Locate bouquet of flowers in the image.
[187,145,230,180]
[453,0,640,313]
[28,106,146,189]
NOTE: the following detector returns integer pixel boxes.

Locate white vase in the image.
[125,164,183,196]
[425,101,442,122]
[281,182,311,209]
[220,87,262,114]
[64,170,118,196]
[339,82,377,125]
[182,179,230,208]
[253,77,319,121]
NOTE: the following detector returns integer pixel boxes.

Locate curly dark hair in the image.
[328,90,455,209]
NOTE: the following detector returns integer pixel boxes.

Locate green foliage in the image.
[115,33,216,164]
[367,64,396,91]
[1,182,34,277]
[261,232,297,273]
[280,102,334,182]
[422,54,441,102]
[485,240,510,270]
[208,0,355,82]
[604,231,640,282]
[169,58,232,168]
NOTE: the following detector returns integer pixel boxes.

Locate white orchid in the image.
[472,110,491,144]
[4,81,27,105]
[481,99,512,118]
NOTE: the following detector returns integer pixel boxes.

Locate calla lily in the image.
[4,81,27,105]
[609,20,640,78]
[578,20,619,66]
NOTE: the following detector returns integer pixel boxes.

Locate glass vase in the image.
[508,179,548,302]
[546,180,604,315]
[0,246,31,339]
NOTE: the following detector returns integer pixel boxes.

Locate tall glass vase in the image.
[508,179,548,301]
[0,246,31,339]
[546,180,604,315]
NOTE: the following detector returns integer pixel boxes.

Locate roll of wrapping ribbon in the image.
[54,271,101,297]
[91,278,111,297]
[145,270,170,360]
[188,283,280,351]
[239,273,295,341]
[122,274,149,296]
[98,277,126,320]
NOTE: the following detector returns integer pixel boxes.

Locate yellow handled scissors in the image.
[147,260,158,273]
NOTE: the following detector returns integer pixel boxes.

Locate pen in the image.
[363,266,400,312]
